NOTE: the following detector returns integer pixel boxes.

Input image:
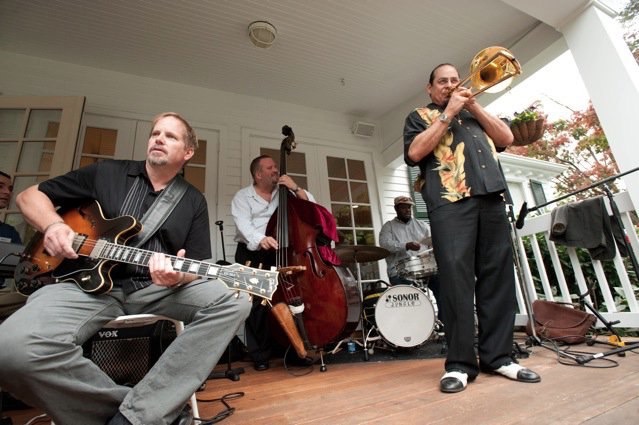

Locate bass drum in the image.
[364,285,435,348]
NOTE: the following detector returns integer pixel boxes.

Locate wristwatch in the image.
[438,113,451,124]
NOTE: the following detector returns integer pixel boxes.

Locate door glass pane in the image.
[184,139,207,192]
[350,181,370,203]
[327,156,346,178]
[25,110,62,138]
[0,109,25,138]
[353,205,372,227]
[190,140,207,165]
[82,127,117,156]
[17,141,55,173]
[80,126,117,165]
[329,180,349,202]
[0,142,19,172]
[332,204,352,227]
[348,159,366,180]
[184,166,205,193]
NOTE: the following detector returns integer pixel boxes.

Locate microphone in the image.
[215,220,224,231]
[515,202,528,229]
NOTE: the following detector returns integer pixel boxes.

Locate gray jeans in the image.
[0,279,251,425]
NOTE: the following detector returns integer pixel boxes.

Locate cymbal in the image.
[334,245,390,264]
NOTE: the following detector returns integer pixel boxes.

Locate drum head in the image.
[374,285,435,348]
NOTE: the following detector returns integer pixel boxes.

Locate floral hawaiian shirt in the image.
[403,103,508,213]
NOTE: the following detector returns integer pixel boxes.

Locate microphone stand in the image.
[208,220,245,382]
[500,174,542,347]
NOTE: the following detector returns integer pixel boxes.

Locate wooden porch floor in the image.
[4,334,639,424]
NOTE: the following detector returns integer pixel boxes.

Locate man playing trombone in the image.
[403,60,540,393]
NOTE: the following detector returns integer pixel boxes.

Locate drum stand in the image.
[331,245,390,361]
[329,256,371,360]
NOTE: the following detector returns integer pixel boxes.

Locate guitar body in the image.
[15,201,140,296]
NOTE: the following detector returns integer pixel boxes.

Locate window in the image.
[530,180,547,206]
[327,156,378,280]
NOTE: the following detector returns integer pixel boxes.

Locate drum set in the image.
[333,245,441,358]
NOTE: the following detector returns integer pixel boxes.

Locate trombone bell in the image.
[460,46,522,95]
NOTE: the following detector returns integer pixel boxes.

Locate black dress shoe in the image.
[492,362,541,383]
[254,360,270,371]
[439,370,468,393]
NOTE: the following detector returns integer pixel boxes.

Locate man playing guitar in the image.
[0,112,253,425]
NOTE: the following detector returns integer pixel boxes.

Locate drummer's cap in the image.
[394,196,414,206]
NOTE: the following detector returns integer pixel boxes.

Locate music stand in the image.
[208,220,245,382]
[332,245,389,360]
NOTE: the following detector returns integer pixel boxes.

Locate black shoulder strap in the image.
[129,175,189,248]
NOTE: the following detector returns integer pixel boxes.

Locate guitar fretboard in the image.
[79,237,277,299]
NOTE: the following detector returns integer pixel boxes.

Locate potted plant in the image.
[510,103,547,146]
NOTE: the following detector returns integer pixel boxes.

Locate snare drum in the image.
[363,285,435,348]
[396,250,438,279]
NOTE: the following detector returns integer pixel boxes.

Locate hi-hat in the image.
[334,245,390,264]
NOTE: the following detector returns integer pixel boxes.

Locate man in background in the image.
[0,170,25,320]
[379,195,441,319]
[0,171,21,245]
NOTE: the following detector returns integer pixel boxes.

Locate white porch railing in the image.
[514,191,639,328]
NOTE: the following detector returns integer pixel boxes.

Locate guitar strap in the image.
[128,175,189,248]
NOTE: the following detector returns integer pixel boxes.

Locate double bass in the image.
[268,126,360,353]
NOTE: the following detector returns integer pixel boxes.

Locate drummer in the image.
[379,195,442,318]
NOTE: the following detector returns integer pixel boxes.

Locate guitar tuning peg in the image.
[260,298,267,306]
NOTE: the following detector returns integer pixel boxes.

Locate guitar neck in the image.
[90,238,219,277]
[78,236,278,300]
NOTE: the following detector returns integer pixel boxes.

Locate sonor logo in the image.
[384,291,422,308]
[98,330,119,338]
[388,293,420,303]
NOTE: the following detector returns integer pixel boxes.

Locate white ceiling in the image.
[0,0,577,119]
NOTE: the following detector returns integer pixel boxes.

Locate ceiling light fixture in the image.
[248,21,277,49]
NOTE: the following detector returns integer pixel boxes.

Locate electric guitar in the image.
[15,200,279,299]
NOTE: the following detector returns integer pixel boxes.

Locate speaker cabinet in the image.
[82,320,176,386]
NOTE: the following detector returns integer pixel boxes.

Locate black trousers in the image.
[429,195,516,378]
[235,243,276,363]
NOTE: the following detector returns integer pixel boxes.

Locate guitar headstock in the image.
[217,263,279,300]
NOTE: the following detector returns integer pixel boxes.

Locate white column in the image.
[561,5,639,210]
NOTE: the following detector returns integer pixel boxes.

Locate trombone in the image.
[451,46,522,96]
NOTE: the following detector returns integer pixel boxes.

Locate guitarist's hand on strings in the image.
[43,220,78,259]
[149,249,190,287]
